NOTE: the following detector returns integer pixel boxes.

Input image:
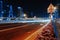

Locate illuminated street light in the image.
[7,5,9,7]
[47,3,56,19]
[47,4,55,14]
[54,6,57,10]
[54,7,57,12]
[47,3,59,38]
[24,14,26,17]
[23,14,27,18]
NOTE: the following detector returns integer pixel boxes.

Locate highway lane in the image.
[0,23,27,30]
[0,23,45,40]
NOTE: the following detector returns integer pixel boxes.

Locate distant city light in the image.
[24,14,27,17]
[1,11,4,13]
[54,7,57,12]
[17,7,21,9]
[7,5,9,7]
[54,7,57,10]
[34,16,36,18]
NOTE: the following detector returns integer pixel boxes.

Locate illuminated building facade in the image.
[8,5,13,17]
[17,7,24,18]
[0,0,3,17]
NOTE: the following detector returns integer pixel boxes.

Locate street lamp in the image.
[47,3,58,38]
[47,3,56,20]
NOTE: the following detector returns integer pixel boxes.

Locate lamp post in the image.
[47,3,58,38]
[47,4,55,20]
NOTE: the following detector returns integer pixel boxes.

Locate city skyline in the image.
[0,0,60,17]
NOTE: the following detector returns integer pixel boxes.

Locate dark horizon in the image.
[4,0,59,11]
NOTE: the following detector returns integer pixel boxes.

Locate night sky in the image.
[4,0,60,17]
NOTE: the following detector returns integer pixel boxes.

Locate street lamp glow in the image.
[24,14,27,17]
[54,7,57,10]
[47,4,57,20]
[17,7,21,9]
[54,7,57,12]
[47,4,55,14]
[23,14,27,19]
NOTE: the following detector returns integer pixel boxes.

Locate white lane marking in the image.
[24,20,51,40]
[0,24,32,32]
[40,24,44,25]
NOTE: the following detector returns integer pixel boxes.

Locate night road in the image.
[0,0,60,40]
[0,22,45,40]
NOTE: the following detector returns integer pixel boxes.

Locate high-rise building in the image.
[17,6,24,18]
[8,5,13,17]
[0,1,3,17]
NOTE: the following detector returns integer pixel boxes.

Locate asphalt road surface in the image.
[0,23,45,40]
[0,23,27,30]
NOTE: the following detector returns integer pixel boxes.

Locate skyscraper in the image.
[8,5,13,17]
[0,0,3,17]
[17,6,24,18]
